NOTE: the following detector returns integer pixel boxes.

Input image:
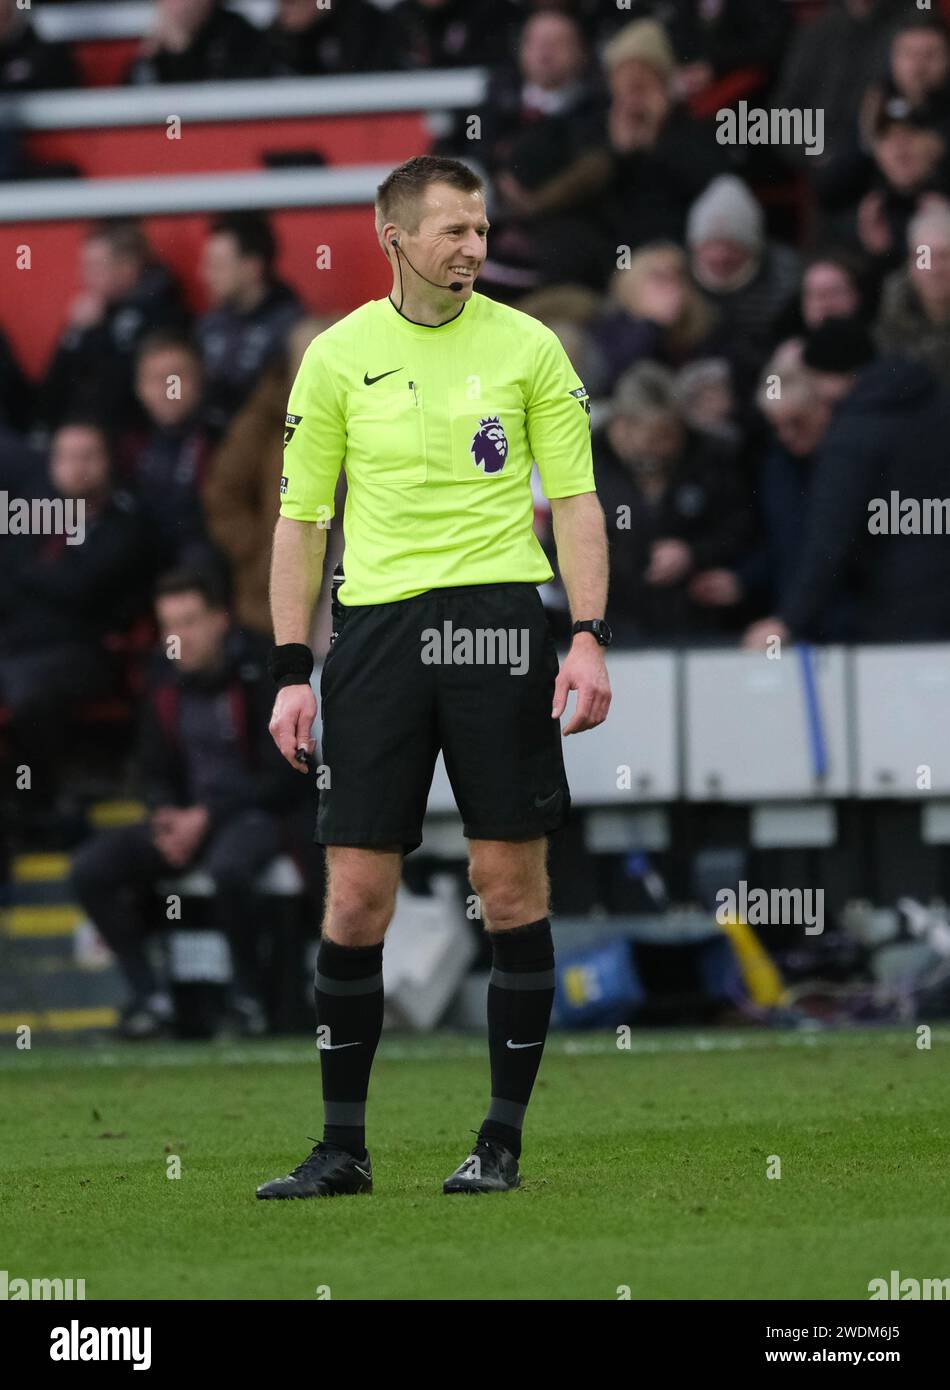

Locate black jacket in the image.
[126,5,270,84]
[594,426,752,644]
[38,263,187,432]
[137,629,308,826]
[264,0,393,76]
[197,280,304,435]
[782,358,950,641]
[0,486,151,652]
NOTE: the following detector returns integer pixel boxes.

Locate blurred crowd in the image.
[4,1,950,815]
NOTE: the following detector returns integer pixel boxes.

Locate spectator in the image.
[119,329,222,576]
[197,211,305,436]
[672,358,740,449]
[748,318,950,646]
[472,8,603,294]
[38,220,186,434]
[687,175,802,393]
[70,569,309,1040]
[774,0,906,172]
[726,364,843,636]
[203,316,338,638]
[591,241,721,392]
[265,0,393,76]
[811,15,950,218]
[597,0,790,103]
[390,0,523,71]
[486,18,729,292]
[0,0,79,91]
[593,361,751,645]
[770,248,868,345]
[468,8,601,180]
[0,420,151,809]
[875,201,950,386]
[126,0,270,84]
[853,106,950,276]
[861,15,950,147]
[593,20,728,268]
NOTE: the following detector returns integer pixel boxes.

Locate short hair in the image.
[154,567,228,611]
[375,155,484,236]
[892,14,950,43]
[53,415,116,466]
[208,211,278,273]
[85,218,150,263]
[611,361,679,421]
[135,327,203,370]
[803,245,866,287]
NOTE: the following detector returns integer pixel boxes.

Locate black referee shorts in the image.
[316,582,570,855]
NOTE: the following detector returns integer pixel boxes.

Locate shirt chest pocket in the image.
[448,386,526,483]
[347,386,427,485]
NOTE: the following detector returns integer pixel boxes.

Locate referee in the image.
[258,155,611,1199]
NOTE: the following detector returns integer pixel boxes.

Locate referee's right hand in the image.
[269,684,318,773]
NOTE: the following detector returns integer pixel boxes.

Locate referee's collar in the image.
[382,293,475,336]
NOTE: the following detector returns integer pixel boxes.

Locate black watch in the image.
[572,619,612,648]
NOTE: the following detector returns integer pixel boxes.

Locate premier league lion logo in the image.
[470,416,509,474]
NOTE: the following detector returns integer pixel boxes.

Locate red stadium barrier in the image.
[0,205,391,379]
[25,112,432,181]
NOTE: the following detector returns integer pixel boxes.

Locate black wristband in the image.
[268,642,314,688]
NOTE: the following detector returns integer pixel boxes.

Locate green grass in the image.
[1,1029,948,1300]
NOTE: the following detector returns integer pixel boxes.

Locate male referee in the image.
[258,155,611,1199]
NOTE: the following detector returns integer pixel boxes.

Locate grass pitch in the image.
[1,1028,947,1301]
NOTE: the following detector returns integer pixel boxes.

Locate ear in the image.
[379,220,399,263]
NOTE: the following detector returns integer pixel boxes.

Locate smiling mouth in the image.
[448,266,476,278]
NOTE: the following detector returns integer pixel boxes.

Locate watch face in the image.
[595,620,612,647]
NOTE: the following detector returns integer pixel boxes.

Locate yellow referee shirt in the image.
[279,291,594,605]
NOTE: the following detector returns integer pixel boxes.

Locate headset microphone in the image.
[390,237,464,297]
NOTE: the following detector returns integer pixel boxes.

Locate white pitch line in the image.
[0,1027,943,1071]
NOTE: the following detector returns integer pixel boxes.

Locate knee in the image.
[324,878,396,944]
[469,871,540,930]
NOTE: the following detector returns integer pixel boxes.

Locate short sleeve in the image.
[279,339,346,523]
[526,326,595,499]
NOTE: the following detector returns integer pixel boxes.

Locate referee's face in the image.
[405,182,489,301]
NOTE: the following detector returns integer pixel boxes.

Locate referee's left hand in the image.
[269,683,318,772]
[552,639,611,736]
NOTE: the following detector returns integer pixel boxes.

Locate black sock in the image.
[479,918,555,1161]
[314,936,384,1159]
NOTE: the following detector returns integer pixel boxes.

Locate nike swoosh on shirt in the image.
[506,1039,544,1049]
[363,368,402,385]
[316,1041,363,1050]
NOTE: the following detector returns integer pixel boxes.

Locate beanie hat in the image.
[602,19,676,82]
[686,175,764,252]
